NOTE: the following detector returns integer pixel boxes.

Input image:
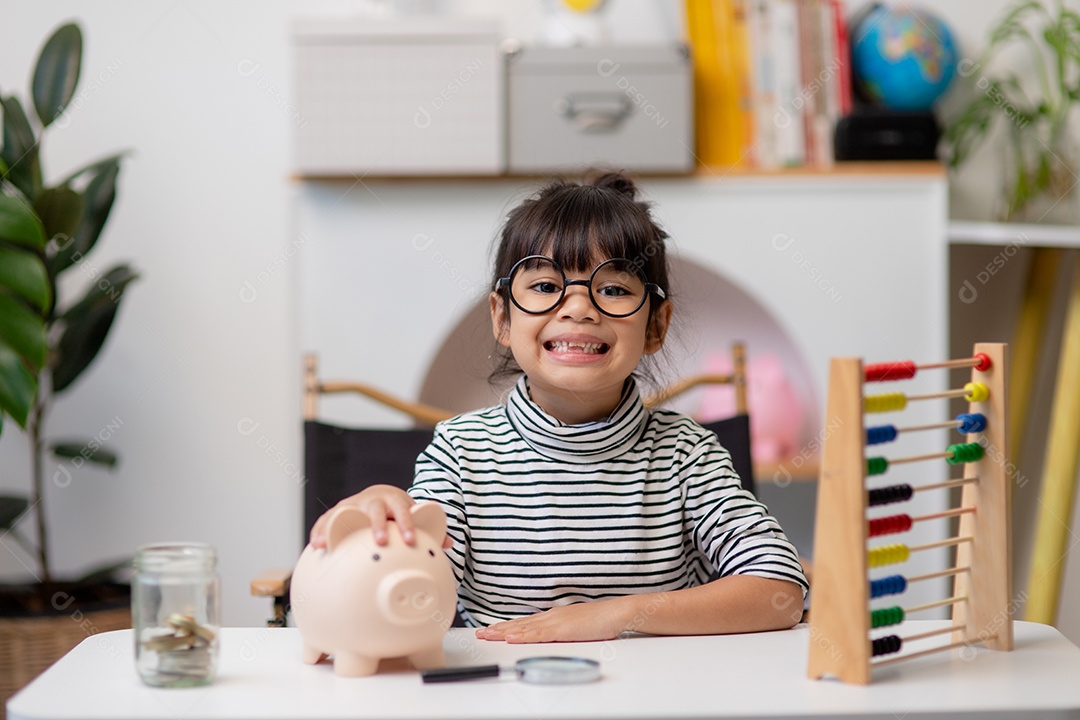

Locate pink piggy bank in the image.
[290,502,458,677]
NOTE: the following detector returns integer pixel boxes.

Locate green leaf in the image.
[988,1,1045,51]
[58,151,129,187]
[0,193,47,249]
[0,95,43,200]
[34,185,84,247]
[0,293,47,370]
[52,441,118,468]
[0,340,37,427]
[51,161,120,275]
[0,494,30,531]
[943,91,999,167]
[0,244,51,311]
[52,264,138,393]
[32,23,83,128]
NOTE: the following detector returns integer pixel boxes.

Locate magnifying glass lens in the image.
[515,657,600,684]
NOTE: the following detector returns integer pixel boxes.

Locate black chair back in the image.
[701,413,755,495]
[302,421,434,543]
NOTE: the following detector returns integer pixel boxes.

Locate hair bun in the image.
[588,170,638,200]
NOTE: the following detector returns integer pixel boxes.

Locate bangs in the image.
[516,186,651,272]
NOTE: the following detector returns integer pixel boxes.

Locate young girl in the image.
[310,171,807,643]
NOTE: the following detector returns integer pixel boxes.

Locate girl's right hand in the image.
[307,484,416,549]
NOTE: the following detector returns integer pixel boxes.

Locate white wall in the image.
[2,0,1076,638]
[0,1,298,627]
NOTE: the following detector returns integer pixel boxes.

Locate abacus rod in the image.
[911,507,976,523]
[908,536,974,553]
[906,566,971,584]
[913,477,978,493]
[906,595,967,614]
[886,444,982,467]
[899,623,968,644]
[872,639,974,668]
[895,420,963,434]
[907,388,971,402]
[889,450,954,465]
[918,357,984,371]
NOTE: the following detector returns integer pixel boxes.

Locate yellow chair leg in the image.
[1026,251,1080,625]
[1009,248,1062,465]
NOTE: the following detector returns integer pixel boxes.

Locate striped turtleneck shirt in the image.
[409,376,808,627]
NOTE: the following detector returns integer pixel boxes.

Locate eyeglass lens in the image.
[509,257,648,317]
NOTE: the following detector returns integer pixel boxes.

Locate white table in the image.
[9,622,1080,720]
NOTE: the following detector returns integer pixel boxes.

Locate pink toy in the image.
[290,502,458,677]
[699,352,805,465]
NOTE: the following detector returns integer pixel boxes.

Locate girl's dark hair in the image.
[490,170,672,383]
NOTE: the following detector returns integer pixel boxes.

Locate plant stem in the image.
[28,393,51,584]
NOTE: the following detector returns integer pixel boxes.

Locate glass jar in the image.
[133,543,220,687]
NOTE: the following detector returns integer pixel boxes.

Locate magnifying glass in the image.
[421,656,601,684]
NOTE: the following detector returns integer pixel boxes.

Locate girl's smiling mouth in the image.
[543,340,610,355]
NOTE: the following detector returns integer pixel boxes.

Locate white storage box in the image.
[507,45,694,174]
[293,17,505,176]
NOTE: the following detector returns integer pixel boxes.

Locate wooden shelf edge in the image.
[755,460,820,485]
[290,161,946,183]
[695,160,945,179]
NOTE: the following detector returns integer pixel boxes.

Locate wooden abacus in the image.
[807,342,1012,684]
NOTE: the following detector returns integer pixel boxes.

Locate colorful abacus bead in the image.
[871,635,903,657]
[869,575,908,599]
[865,393,907,413]
[963,382,990,402]
[868,514,913,537]
[867,457,889,476]
[947,443,984,464]
[871,606,905,629]
[866,425,899,445]
[868,544,910,567]
[868,484,914,507]
[956,413,987,433]
[864,361,917,382]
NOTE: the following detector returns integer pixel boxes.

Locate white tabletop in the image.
[9,621,1080,720]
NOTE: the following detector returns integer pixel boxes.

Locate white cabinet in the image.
[297,165,948,432]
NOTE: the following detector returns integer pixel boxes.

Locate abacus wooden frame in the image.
[806,342,1011,684]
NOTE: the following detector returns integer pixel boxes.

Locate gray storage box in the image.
[507,45,693,174]
[293,17,504,176]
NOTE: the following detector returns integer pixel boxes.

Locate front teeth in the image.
[548,341,604,354]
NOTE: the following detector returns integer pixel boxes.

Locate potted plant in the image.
[942,0,1080,223]
[0,20,138,701]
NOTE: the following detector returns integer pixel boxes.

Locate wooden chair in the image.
[251,344,751,627]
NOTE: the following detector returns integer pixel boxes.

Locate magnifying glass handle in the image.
[421,665,502,683]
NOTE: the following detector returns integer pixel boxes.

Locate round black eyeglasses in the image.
[495,255,665,318]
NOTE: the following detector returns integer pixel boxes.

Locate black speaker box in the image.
[834,108,940,161]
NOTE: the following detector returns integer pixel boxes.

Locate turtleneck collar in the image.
[504,375,649,463]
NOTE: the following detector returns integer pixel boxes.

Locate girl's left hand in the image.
[475,598,632,643]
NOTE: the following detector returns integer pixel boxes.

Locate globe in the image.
[851,4,959,112]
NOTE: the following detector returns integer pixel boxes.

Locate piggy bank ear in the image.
[326,506,372,552]
[410,502,447,545]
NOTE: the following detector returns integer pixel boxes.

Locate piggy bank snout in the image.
[376,569,441,626]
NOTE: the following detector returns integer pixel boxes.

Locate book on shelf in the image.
[686,0,850,169]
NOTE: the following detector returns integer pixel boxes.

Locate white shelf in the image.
[950,220,1080,249]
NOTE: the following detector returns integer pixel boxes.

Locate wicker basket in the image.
[0,604,131,717]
